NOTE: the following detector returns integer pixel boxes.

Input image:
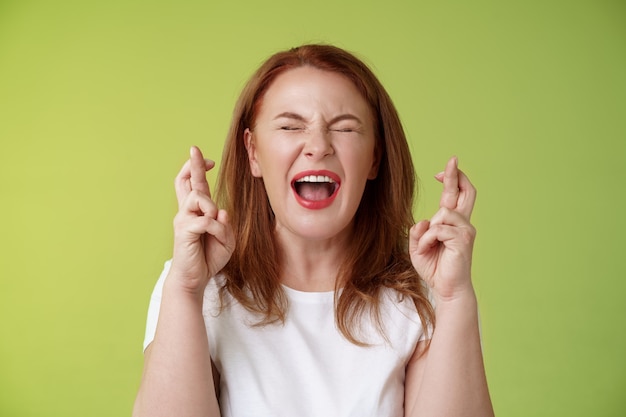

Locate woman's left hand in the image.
[409,157,477,303]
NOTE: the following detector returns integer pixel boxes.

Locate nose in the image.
[303,128,334,160]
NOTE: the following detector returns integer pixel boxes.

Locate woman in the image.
[133,44,494,417]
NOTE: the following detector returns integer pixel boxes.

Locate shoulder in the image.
[379,288,423,324]
[377,287,431,345]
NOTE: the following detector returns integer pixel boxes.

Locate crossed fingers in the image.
[435,156,476,220]
[175,146,215,209]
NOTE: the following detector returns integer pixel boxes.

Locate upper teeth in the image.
[296,175,335,183]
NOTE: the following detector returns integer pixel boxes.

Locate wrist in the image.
[163,271,207,306]
[434,287,478,317]
[433,279,476,303]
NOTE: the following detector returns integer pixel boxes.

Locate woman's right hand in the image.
[169,146,235,295]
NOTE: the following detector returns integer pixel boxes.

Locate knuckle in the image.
[430,223,443,234]
[460,226,476,243]
[172,216,184,231]
[197,215,211,229]
[438,207,453,218]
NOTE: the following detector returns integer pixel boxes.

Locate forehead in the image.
[256,66,373,121]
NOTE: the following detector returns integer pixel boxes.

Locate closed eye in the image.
[280,126,304,131]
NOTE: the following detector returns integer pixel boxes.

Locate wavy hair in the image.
[214,44,434,345]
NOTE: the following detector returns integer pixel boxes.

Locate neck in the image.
[276,228,351,292]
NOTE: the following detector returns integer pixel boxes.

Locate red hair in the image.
[215,44,434,344]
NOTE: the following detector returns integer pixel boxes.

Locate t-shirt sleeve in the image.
[142,260,172,351]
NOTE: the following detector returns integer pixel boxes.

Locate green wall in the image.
[1,0,624,415]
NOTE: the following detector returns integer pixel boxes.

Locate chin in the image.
[279,218,354,242]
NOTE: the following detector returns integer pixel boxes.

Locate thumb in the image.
[409,220,430,254]
[216,209,236,253]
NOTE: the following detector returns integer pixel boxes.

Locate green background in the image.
[1,0,624,415]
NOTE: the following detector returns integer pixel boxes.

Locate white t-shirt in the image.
[143,261,427,417]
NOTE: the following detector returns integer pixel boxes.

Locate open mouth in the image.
[294,175,338,200]
[291,171,340,209]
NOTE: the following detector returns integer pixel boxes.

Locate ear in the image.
[367,144,382,180]
[244,128,262,177]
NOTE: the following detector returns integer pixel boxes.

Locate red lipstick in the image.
[291,170,341,210]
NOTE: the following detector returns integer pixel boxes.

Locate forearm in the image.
[133,276,220,417]
[410,291,494,417]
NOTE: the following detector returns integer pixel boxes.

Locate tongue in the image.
[297,183,332,201]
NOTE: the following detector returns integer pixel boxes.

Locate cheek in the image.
[254,141,296,181]
[259,138,300,163]
[338,143,377,175]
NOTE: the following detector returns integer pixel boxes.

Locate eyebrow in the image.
[273,112,308,122]
[273,112,363,125]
